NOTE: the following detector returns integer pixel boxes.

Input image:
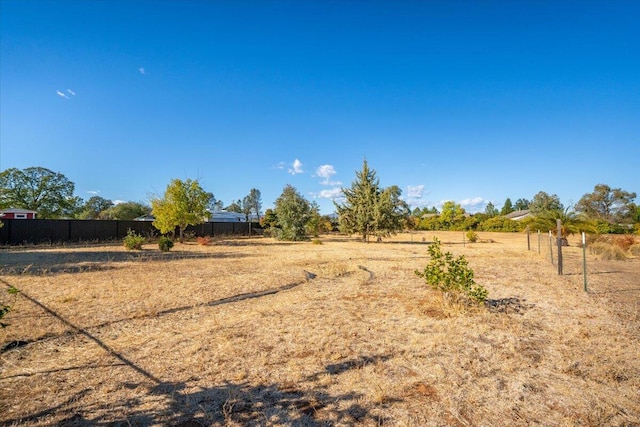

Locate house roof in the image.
[0,208,38,215]
[505,210,531,220]
[133,214,155,221]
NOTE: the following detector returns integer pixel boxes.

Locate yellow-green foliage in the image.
[123,229,145,250]
[415,238,488,304]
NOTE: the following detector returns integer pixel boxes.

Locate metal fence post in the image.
[556,219,563,275]
[582,232,588,292]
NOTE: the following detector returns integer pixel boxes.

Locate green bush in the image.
[415,238,488,304]
[1,286,19,328]
[123,229,145,250]
[478,216,522,232]
[158,236,174,252]
[466,230,478,243]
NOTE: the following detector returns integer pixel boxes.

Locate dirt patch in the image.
[1,232,639,426]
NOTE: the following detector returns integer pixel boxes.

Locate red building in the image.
[0,208,38,219]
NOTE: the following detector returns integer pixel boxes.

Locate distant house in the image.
[0,208,38,219]
[505,210,531,221]
[133,214,156,222]
[209,210,246,222]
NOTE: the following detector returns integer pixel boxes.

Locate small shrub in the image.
[158,236,174,252]
[312,239,322,245]
[613,235,635,252]
[590,242,627,261]
[197,236,212,246]
[415,238,488,304]
[466,230,478,243]
[0,286,19,328]
[123,229,145,250]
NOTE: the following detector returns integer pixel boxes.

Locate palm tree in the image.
[522,207,596,245]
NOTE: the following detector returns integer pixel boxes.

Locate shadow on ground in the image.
[0,249,248,276]
[1,355,392,426]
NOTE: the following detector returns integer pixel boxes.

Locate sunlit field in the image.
[1,231,639,426]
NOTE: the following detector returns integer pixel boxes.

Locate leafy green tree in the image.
[479,216,522,232]
[241,189,262,222]
[274,185,312,241]
[305,202,332,237]
[0,167,79,218]
[152,179,213,242]
[100,201,150,220]
[484,202,499,217]
[514,198,530,211]
[500,198,515,215]
[529,191,563,215]
[78,196,114,219]
[260,208,279,229]
[439,201,467,230]
[226,200,242,213]
[335,160,406,242]
[575,184,637,225]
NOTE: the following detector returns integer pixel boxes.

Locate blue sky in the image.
[1,0,638,215]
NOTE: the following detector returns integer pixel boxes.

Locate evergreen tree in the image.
[335,160,406,242]
[514,198,530,211]
[335,160,379,242]
[500,198,515,215]
[484,202,499,217]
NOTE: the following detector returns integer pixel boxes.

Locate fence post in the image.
[556,219,563,275]
[538,230,541,254]
[582,232,588,292]
[549,231,554,265]
[526,226,531,250]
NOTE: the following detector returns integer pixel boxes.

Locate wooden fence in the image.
[0,219,260,245]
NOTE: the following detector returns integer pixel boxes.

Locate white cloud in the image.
[138,67,146,75]
[56,90,69,99]
[67,89,76,96]
[113,200,126,205]
[87,190,100,195]
[288,159,304,175]
[406,185,425,199]
[317,188,343,200]
[315,164,341,185]
[458,197,488,213]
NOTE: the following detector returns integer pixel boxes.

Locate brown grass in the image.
[1,232,639,426]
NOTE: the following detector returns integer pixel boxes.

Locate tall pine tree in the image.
[335,160,406,242]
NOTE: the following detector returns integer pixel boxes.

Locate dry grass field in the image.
[1,231,639,426]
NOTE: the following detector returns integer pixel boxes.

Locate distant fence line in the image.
[0,219,261,245]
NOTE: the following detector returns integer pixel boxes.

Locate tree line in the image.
[1,164,638,243]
